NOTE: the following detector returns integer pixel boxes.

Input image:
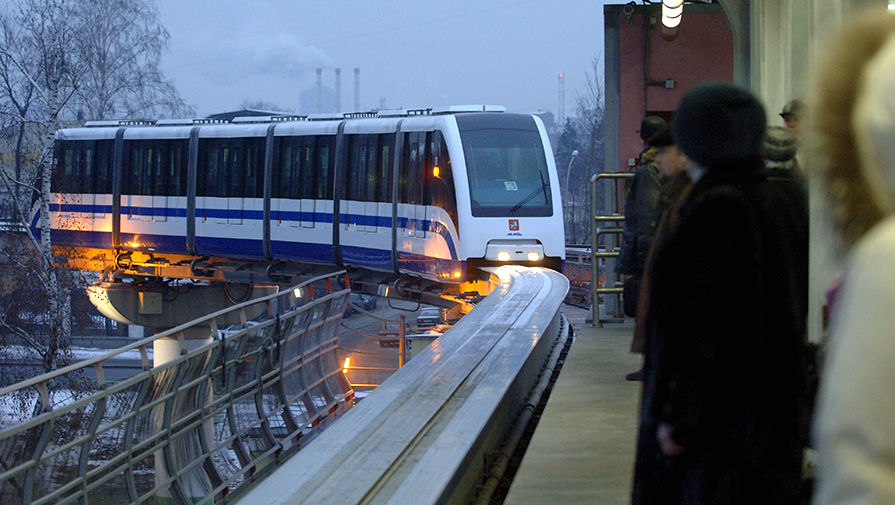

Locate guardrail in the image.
[234,266,571,505]
[0,271,353,505]
[591,172,634,327]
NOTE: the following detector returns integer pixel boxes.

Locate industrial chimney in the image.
[316,68,323,113]
[335,68,342,112]
[354,68,360,111]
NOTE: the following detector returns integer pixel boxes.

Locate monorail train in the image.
[36,105,565,285]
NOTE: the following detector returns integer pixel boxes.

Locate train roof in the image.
[56,105,525,140]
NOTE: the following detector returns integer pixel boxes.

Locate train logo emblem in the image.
[508,219,519,231]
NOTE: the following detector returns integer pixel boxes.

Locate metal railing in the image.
[0,271,353,505]
[234,266,570,505]
[591,172,634,327]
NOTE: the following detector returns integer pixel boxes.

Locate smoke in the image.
[198,32,334,85]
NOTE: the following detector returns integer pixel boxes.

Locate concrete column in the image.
[153,326,215,500]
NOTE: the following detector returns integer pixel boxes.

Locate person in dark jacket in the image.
[619,116,665,381]
[632,82,809,505]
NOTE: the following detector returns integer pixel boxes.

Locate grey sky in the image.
[156,1,611,117]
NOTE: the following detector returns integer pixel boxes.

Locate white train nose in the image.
[485,239,545,262]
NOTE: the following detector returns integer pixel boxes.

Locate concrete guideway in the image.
[234,266,571,505]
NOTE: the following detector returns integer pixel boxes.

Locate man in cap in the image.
[631,82,809,505]
[618,116,666,381]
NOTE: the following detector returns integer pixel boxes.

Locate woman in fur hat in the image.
[811,10,895,505]
[632,81,809,505]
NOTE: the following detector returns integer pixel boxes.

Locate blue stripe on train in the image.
[43,204,460,259]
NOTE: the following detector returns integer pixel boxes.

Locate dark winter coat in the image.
[617,152,662,277]
[632,158,808,505]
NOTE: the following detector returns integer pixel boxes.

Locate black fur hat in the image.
[672,82,766,167]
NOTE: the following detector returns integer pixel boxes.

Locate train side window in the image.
[197,139,221,197]
[400,132,425,205]
[95,140,113,194]
[378,133,395,202]
[347,135,366,201]
[317,136,335,199]
[273,136,294,199]
[244,138,263,198]
[426,131,457,226]
[227,145,244,198]
[171,141,188,196]
[364,135,378,202]
[51,142,67,192]
[299,137,316,199]
[83,145,95,194]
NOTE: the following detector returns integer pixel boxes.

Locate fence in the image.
[0,271,353,505]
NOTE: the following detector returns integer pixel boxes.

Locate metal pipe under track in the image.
[233,266,570,505]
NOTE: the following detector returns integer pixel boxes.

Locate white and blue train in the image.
[38,105,565,286]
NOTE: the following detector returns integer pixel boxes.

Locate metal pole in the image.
[398,314,406,367]
[591,174,599,327]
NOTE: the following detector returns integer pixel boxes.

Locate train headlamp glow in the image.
[527,252,541,262]
[497,251,511,262]
[433,165,440,178]
[453,271,462,279]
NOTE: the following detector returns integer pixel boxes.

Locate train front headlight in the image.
[527,252,541,262]
[497,251,511,262]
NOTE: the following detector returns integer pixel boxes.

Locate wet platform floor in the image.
[505,311,641,505]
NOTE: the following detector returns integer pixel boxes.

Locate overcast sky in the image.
[156,1,613,118]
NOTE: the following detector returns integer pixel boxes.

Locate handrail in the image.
[0,271,353,505]
[233,266,570,505]
[591,172,634,327]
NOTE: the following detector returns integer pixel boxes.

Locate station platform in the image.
[505,310,641,505]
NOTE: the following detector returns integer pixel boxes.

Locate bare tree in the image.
[562,54,605,245]
[0,0,190,391]
[68,0,193,119]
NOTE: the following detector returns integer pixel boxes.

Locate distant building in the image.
[299,86,340,115]
[205,109,293,121]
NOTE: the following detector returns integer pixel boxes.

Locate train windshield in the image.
[458,114,552,217]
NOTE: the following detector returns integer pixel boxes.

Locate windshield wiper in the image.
[510,171,548,212]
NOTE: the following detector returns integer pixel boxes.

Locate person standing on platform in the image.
[628,125,691,365]
[618,115,665,381]
[810,11,895,505]
[629,125,692,505]
[632,82,809,505]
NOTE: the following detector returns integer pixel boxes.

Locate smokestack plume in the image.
[335,68,342,112]
[316,68,323,113]
[354,68,360,110]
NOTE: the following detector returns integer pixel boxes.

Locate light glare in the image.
[497,251,511,262]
